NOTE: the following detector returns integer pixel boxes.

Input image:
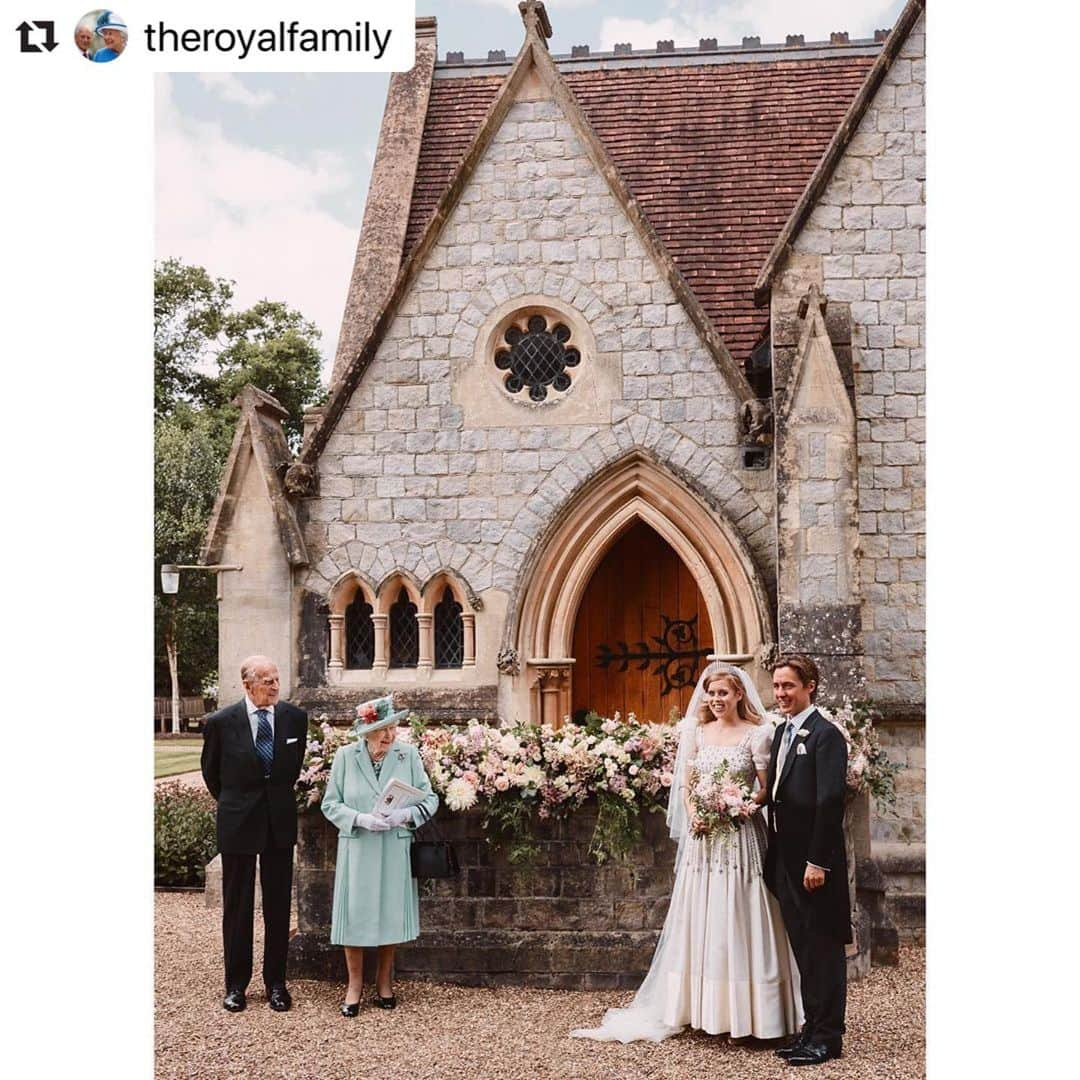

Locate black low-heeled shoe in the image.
[372,993,397,1009]
[340,1001,361,1018]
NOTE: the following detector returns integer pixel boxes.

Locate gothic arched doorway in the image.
[571,520,713,722]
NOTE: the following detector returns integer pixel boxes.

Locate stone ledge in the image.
[874,841,925,876]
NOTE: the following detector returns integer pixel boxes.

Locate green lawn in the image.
[155,738,204,779]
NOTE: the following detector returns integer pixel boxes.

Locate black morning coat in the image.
[764,707,853,944]
[200,700,308,854]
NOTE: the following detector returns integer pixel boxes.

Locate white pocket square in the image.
[796,744,808,756]
[286,737,299,744]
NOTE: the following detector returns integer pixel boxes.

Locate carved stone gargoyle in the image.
[284,462,317,496]
[740,398,774,447]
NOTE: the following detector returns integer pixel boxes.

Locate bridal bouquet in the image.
[687,758,759,839]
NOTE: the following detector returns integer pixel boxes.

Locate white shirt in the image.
[774,704,828,873]
[245,697,275,745]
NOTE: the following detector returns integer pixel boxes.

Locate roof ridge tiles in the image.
[436,33,884,71]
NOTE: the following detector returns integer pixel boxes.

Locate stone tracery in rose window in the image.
[494,313,581,402]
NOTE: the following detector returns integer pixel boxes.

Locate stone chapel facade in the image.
[203,0,926,849]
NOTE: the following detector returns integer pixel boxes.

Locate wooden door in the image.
[571,520,714,724]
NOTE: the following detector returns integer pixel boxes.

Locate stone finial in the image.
[656,39,675,53]
[699,37,717,51]
[786,34,805,46]
[571,44,590,57]
[519,1,553,41]
[874,28,890,42]
[830,31,849,44]
[798,282,828,320]
[614,42,633,55]
[742,36,761,48]
[446,50,464,64]
[487,49,506,62]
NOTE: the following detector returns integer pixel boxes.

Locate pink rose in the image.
[494,776,510,792]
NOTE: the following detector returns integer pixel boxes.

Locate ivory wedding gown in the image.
[572,725,803,1042]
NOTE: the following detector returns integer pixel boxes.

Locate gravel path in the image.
[156,892,924,1079]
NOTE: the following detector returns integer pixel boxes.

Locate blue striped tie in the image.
[255,708,274,777]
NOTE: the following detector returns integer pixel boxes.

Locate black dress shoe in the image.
[267,985,292,1012]
[786,1041,841,1067]
[775,1030,812,1059]
[222,989,246,1013]
[372,993,397,1009]
[340,1001,360,1018]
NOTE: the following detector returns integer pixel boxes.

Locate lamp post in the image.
[160,563,242,735]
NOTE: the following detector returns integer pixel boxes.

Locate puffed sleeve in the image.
[751,722,775,771]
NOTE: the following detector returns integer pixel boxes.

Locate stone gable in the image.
[301,88,776,618]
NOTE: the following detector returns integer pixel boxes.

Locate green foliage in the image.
[154,259,233,417]
[154,782,218,886]
[483,792,542,866]
[152,258,327,695]
[588,790,646,865]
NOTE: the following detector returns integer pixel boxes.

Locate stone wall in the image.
[871,721,925,844]
[289,802,890,987]
[290,805,677,989]
[783,12,926,707]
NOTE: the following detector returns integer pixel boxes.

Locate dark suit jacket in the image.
[200,700,308,854]
[764,707,852,943]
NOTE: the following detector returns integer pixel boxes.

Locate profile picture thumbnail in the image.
[75,10,128,63]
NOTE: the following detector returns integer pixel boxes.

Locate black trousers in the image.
[220,845,294,992]
[775,858,847,1044]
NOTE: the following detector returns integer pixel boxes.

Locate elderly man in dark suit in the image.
[764,654,850,1067]
[201,655,308,1013]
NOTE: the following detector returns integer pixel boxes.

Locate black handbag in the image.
[409,803,460,879]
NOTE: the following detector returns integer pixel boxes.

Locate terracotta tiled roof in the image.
[403,76,503,256]
[402,52,876,370]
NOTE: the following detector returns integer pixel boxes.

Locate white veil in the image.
[571,660,770,1044]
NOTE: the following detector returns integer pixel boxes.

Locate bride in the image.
[571,662,803,1043]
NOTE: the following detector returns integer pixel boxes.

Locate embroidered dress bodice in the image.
[691,730,756,786]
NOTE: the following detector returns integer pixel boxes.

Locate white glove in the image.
[381,808,414,828]
[354,812,391,832]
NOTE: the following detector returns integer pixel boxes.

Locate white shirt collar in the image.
[245,696,274,718]
[787,703,815,729]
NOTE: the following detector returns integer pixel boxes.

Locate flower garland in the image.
[815,699,899,811]
[296,700,897,860]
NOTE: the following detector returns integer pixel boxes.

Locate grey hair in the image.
[240,655,276,685]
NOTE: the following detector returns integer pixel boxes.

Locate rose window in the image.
[495,314,580,402]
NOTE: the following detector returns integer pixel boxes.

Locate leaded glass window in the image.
[389,587,418,668]
[494,314,580,402]
[433,586,464,669]
[345,596,374,670]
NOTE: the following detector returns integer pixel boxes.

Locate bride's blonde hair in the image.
[698,671,764,726]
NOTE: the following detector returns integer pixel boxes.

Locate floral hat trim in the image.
[350,694,410,736]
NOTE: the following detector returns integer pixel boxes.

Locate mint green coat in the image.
[321,740,439,947]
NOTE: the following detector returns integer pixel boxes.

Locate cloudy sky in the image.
[155,0,908,375]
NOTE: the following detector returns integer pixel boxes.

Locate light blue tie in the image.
[255,708,274,778]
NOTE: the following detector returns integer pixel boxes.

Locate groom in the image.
[764,654,850,1067]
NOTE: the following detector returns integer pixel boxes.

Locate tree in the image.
[153,260,327,702]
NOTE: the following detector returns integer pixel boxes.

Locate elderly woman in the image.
[91,11,127,62]
[321,696,438,1016]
